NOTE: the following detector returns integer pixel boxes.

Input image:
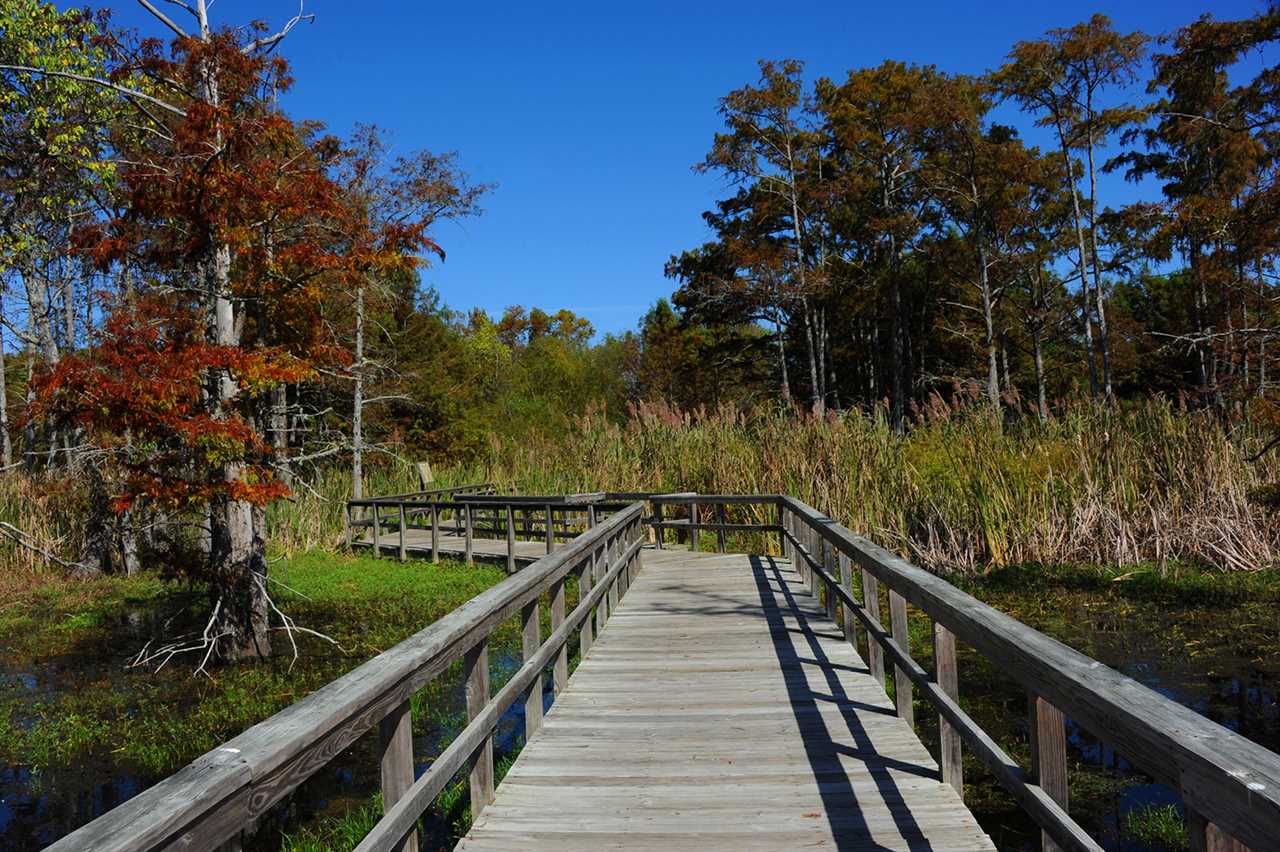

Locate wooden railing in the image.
[345,483,494,552]
[347,491,633,571]
[646,492,781,553]
[48,501,646,852]
[778,496,1280,852]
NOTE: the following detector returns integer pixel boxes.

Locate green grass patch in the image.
[1123,804,1187,849]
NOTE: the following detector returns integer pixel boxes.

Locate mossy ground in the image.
[0,552,515,776]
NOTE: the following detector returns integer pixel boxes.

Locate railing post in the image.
[551,576,567,695]
[1187,810,1251,852]
[578,554,595,657]
[344,502,353,550]
[594,542,608,639]
[587,503,597,529]
[506,505,516,574]
[397,502,407,562]
[862,568,886,684]
[934,623,962,796]
[607,534,620,616]
[430,504,439,563]
[839,552,856,642]
[654,502,664,549]
[1029,692,1068,852]
[545,504,554,554]
[378,699,419,852]
[823,538,838,623]
[464,503,473,566]
[688,498,698,553]
[779,503,789,560]
[465,640,493,818]
[372,503,382,558]
[806,525,817,594]
[889,589,914,727]
[716,503,727,553]
[522,599,543,740]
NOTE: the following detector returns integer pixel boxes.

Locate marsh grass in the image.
[1123,804,1188,849]
[459,396,1280,574]
[2,396,1275,586]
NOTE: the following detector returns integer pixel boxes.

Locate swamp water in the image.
[2,577,1277,851]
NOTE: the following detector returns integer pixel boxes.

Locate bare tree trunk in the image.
[977,234,1000,413]
[773,313,791,408]
[1001,339,1011,399]
[1032,324,1047,420]
[1084,127,1113,403]
[62,272,74,353]
[207,242,271,659]
[0,289,12,469]
[800,298,823,416]
[22,340,35,472]
[1055,119,1099,399]
[1259,259,1268,396]
[352,278,365,500]
[272,383,291,488]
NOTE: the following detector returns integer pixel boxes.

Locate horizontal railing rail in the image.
[778,496,1279,852]
[49,502,646,852]
[348,482,495,506]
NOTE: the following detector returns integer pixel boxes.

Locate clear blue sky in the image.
[99,0,1272,336]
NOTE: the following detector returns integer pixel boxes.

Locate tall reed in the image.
[3,396,1276,582]
[466,395,1280,574]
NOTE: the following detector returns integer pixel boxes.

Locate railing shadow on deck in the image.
[748,553,939,852]
[778,497,1280,852]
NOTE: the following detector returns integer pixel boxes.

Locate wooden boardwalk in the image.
[52,494,1280,852]
[457,548,994,851]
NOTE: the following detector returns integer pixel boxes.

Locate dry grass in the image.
[458,394,1280,574]
[1,394,1276,582]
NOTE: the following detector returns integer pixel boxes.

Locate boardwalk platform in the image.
[458,548,994,851]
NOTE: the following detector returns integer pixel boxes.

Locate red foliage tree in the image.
[25,6,440,662]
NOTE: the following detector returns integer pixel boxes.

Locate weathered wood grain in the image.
[934,623,962,796]
[522,600,543,741]
[889,589,913,727]
[456,549,993,851]
[466,640,494,818]
[1031,692,1068,852]
[378,700,417,852]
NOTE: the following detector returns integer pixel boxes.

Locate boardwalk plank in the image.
[457,548,994,851]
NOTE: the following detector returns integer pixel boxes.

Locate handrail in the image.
[778,495,1280,852]
[355,514,644,851]
[48,502,646,852]
[347,482,494,506]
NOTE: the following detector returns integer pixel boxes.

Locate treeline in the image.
[663,12,1280,426]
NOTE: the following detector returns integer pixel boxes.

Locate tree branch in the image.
[136,0,189,38]
[0,65,185,117]
[243,2,315,54]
